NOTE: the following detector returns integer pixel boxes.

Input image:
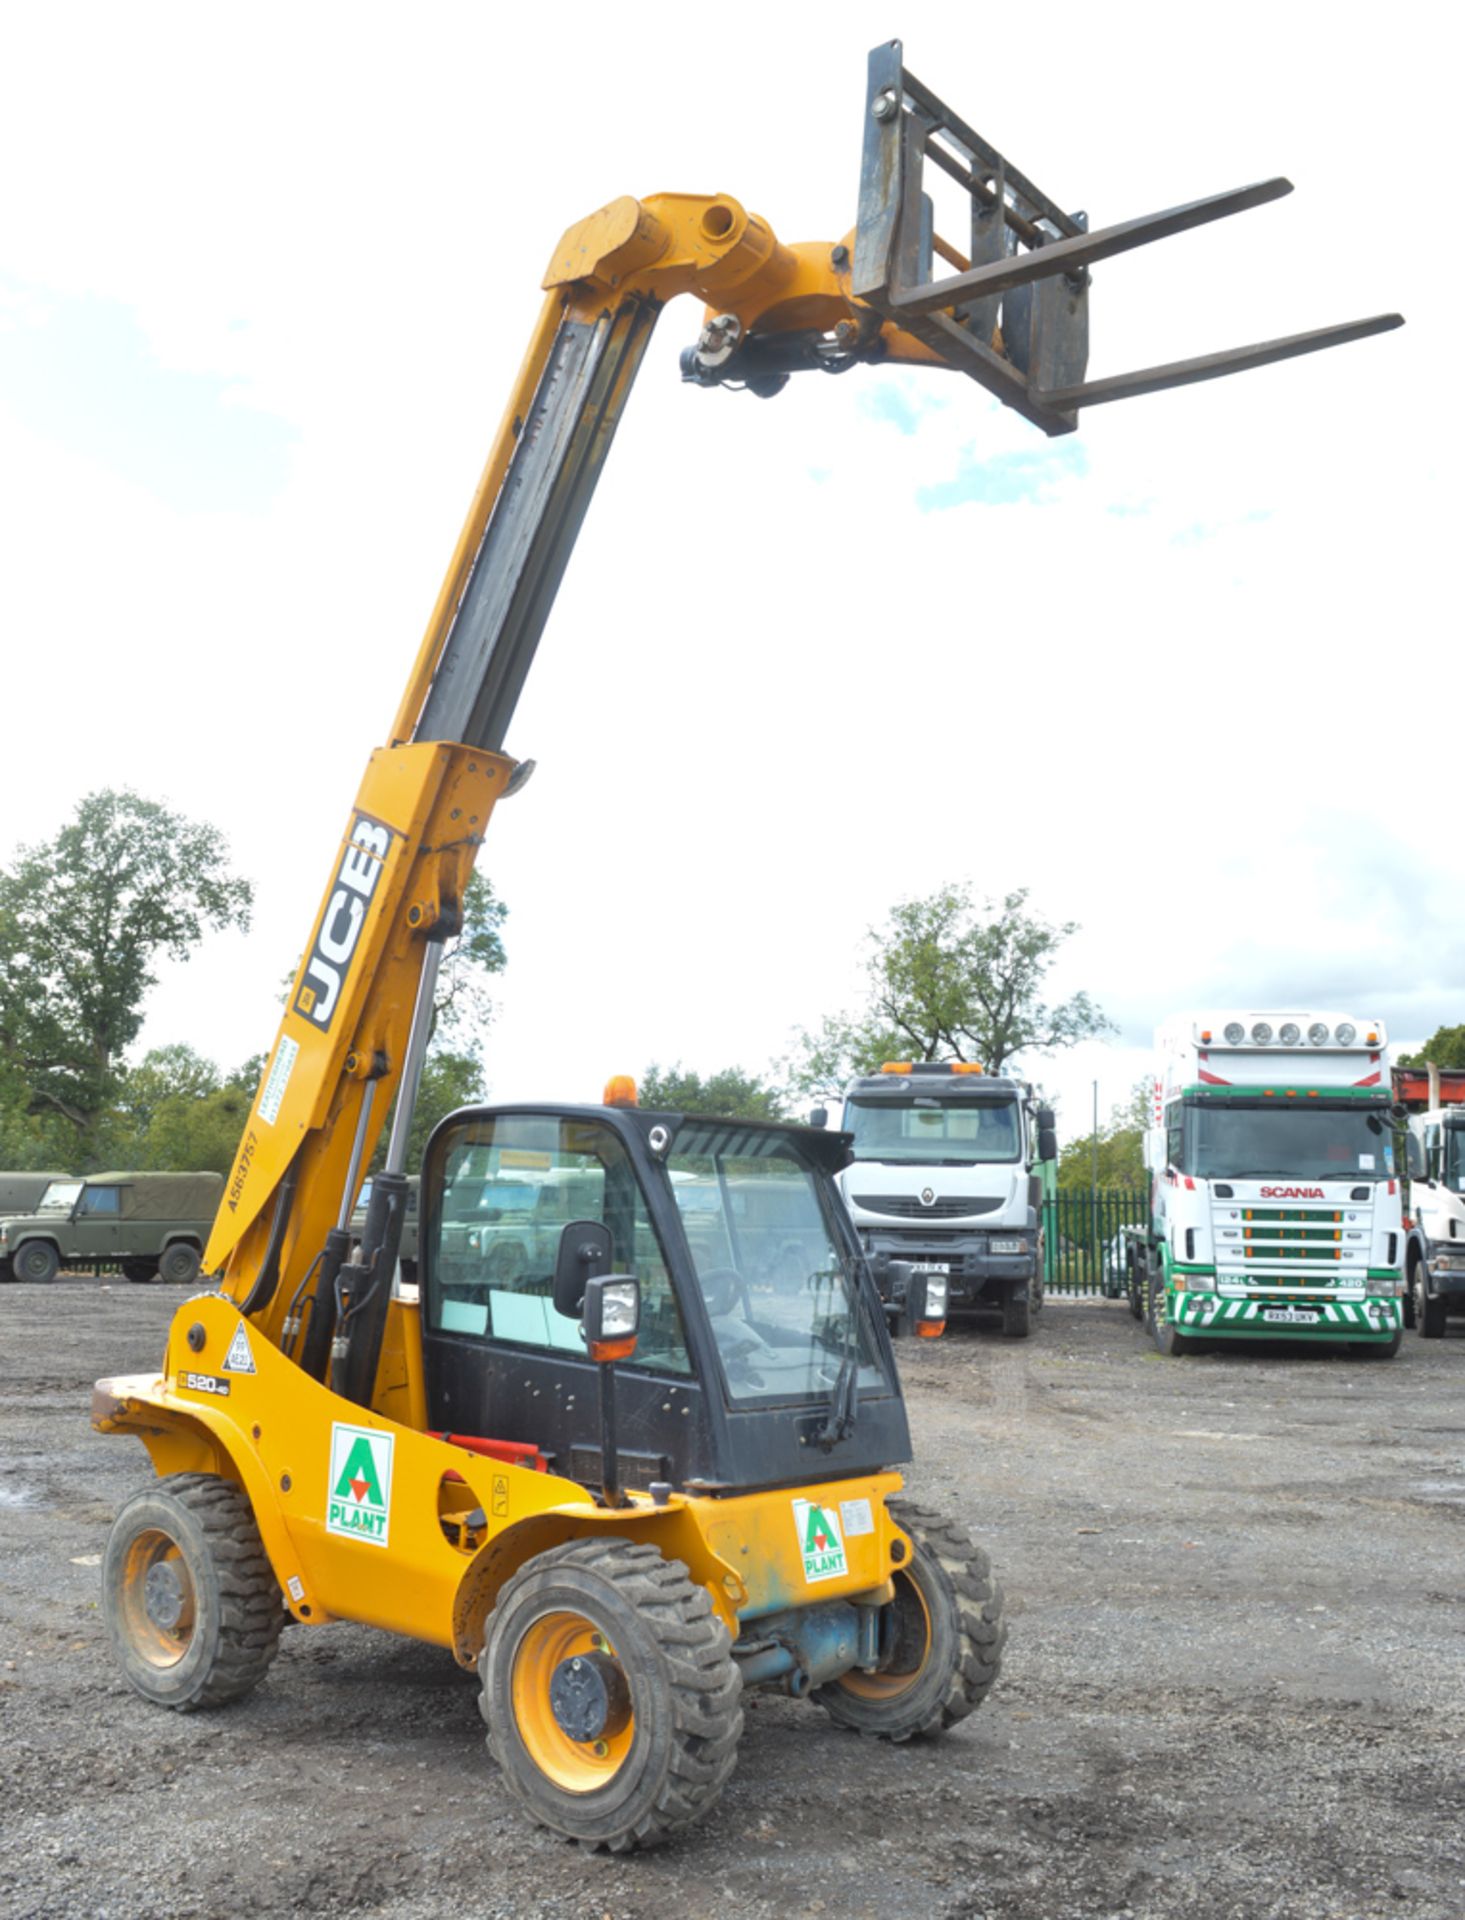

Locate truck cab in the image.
[836,1063,1055,1339]
[1402,1108,1465,1337]
[1141,1012,1406,1354]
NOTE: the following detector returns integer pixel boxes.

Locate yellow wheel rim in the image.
[510,1610,636,1793]
[836,1569,932,1701]
[119,1528,198,1670]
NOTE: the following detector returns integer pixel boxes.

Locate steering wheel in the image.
[699,1265,745,1317]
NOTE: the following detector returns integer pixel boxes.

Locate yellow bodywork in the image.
[104,187,935,1664]
[95,1291,909,1662]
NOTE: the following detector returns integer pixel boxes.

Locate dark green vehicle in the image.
[0,1171,73,1216]
[0,1171,223,1285]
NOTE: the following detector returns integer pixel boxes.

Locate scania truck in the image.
[1137,1012,1406,1356]
[836,1063,1056,1338]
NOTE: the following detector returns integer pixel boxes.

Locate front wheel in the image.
[1149,1268,1193,1356]
[13,1240,58,1285]
[103,1473,284,1709]
[1416,1264,1447,1338]
[813,1500,1005,1741]
[480,1537,742,1852]
[1001,1288,1031,1339]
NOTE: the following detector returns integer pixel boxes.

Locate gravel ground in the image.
[2,1278,1463,1920]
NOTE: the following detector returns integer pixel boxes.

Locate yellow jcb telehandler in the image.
[92,41,1400,1850]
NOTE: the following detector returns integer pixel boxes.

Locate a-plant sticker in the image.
[327,1423,394,1547]
[793,1498,847,1583]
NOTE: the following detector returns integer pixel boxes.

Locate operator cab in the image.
[419,1101,911,1494]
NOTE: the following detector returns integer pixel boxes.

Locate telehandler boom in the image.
[93,42,1400,1851]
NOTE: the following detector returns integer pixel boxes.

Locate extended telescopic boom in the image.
[205,40,1401,1410]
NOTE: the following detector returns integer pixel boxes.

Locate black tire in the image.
[1127,1255,1145,1322]
[1417,1263,1447,1339]
[480,1536,742,1852]
[1001,1288,1031,1339]
[159,1242,202,1287]
[1402,1264,1417,1330]
[813,1499,1005,1741]
[13,1240,58,1285]
[1148,1266,1192,1356]
[122,1259,158,1285]
[103,1473,284,1710]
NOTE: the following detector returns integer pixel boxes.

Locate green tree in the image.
[433,873,508,1049]
[1398,1025,1465,1070]
[396,1048,483,1169]
[639,1062,786,1121]
[0,791,252,1149]
[788,885,1112,1098]
[1056,1080,1151,1196]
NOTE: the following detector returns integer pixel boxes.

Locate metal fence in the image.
[1042,1187,1150,1295]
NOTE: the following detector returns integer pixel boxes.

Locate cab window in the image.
[77,1186,121,1217]
[426,1115,691,1377]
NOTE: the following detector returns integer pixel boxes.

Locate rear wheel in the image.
[1001,1288,1031,1339]
[480,1537,742,1852]
[1417,1263,1447,1339]
[813,1500,1004,1741]
[14,1240,58,1285]
[103,1473,283,1710]
[159,1242,202,1287]
[1127,1252,1145,1322]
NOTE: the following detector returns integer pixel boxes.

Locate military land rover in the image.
[0,1171,223,1285]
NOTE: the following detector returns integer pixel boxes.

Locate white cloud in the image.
[0,2,1449,1152]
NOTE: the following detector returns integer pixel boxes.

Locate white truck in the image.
[1396,1065,1465,1339]
[1136,1011,1406,1356]
[834,1062,1056,1338]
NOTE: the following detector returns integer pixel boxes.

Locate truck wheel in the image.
[122,1259,158,1285]
[480,1537,742,1852]
[1001,1289,1031,1339]
[1127,1257,1145,1322]
[103,1473,284,1710]
[159,1243,202,1286]
[1413,1267,1451,1344]
[1148,1270,1192,1356]
[13,1240,58,1285]
[813,1500,1005,1741]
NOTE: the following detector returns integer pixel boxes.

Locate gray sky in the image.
[0,2,1448,1140]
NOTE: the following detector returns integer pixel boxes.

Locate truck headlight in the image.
[991,1238,1026,1254]
[1224,1022,1245,1045]
[1185,1273,1216,1293]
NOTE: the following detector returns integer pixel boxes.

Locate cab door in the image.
[73,1183,123,1264]
[420,1110,713,1490]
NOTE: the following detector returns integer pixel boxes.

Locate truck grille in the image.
[1212,1203,1366,1286]
[850,1194,1002,1220]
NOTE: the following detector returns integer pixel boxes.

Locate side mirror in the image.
[808,1106,829,1129]
[905,1269,947,1338]
[1405,1134,1425,1180]
[1038,1127,1058,1163]
[1036,1106,1056,1133]
[583,1274,641,1364]
[553,1219,612,1318]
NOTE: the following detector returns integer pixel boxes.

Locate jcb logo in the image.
[294,814,394,1032]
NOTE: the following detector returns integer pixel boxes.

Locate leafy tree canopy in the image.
[787,885,1112,1099]
[638,1062,786,1122]
[0,790,252,1143]
[1397,1025,1465,1071]
[1055,1079,1151,1194]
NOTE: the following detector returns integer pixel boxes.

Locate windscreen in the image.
[1445,1124,1465,1190]
[37,1181,82,1212]
[668,1122,888,1407]
[1181,1103,1396,1181]
[844,1095,1021,1166]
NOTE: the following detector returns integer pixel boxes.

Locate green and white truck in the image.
[1136,1012,1406,1356]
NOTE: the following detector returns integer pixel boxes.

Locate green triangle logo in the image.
[333,1435,383,1507]
[804,1505,836,1555]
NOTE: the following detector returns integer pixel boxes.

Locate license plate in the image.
[1262,1306,1319,1324]
[909,1262,948,1274]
